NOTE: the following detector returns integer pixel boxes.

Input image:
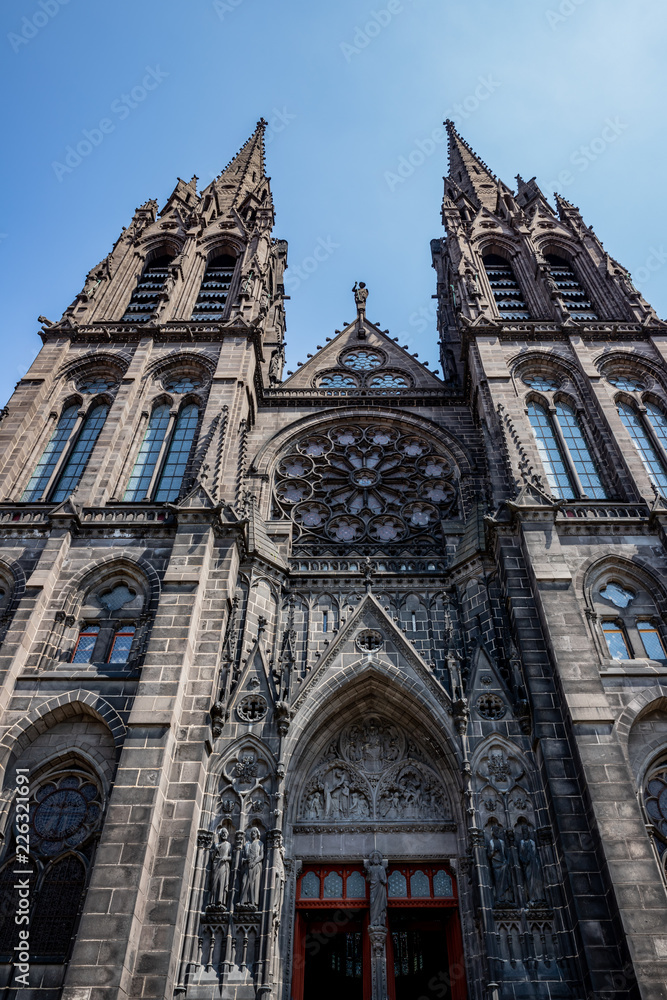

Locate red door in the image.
[293,864,466,1000]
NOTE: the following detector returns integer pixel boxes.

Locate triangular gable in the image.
[281,318,443,390]
[231,641,277,708]
[291,593,450,710]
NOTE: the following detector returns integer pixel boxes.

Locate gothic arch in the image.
[56,351,131,384]
[56,553,160,618]
[615,686,667,753]
[509,348,588,389]
[0,691,125,776]
[593,349,667,389]
[249,406,474,483]
[577,553,667,617]
[200,734,278,834]
[143,350,217,384]
[283,661,463,823]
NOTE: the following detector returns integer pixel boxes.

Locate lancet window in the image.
[616,401,667,494]
[124,402,199,502]
[22,401,109,502]
[191,253,236,321]
[483,253,531,320]
[527,399,606,499]
[68,579,146,665]
[544,253,598,320]
[122,254,174,323]
[591,574,667,664]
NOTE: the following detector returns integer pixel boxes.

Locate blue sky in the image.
[1,0,667,402]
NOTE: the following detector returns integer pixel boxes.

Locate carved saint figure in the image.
[487,824,513,904]
[210,827,232,908]
[240,826,264,908]
[364,850,388,927]
[352,281,369,317]
[518,824,545,904]
[305,789,324,820]
[268,348,284,385]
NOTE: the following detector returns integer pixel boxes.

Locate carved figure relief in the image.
[364,851,388,927]
[487,823,514,905]
[209,828,232,909]
[239,827,264,909]
[297,715,450,825]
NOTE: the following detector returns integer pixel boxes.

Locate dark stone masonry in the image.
[0,120,665,1000]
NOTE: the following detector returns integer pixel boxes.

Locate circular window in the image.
[294,501,330,528]
[368,372,410,389]
[522,376,559,391]
[476,695,506,720]
[164,376,203,393]
[327,515,364,542]
[32,773,103,856]
[356,629,383,652]
[237,694,268,723]
[78,377,118,394]
[607,376,645,392]
[298,435,331,458]
[317,373,358,389]
[341,349,384,371]
[368,515,407,542]
[278,455,314,478]
[275,480,312,504]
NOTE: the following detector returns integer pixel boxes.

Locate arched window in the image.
[191,254,236,320]
[51,403,109,502]
[545,253,598,320]
[617,401,667,493]
[527,400,606,499]
[593,574,667,664]
[31,855,87,960]
[122,254,174,323]
[124,403,171,501]
[22,403,79,501]
[483,253,531,320]
[72,624,100,662]
[644,759,667,878]
[155,403,199,501]
[108,624,136,663]
[67,579,146,665]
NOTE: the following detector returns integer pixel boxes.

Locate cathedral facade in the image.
[0,119,666,1000]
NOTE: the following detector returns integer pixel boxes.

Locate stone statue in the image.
[352,281,368,318]
[364,850,388,927]
[518,824,545,904]
[241,269,255,296]
[209,827,232,908]
[487,824,513,904]
[239,826,264,908]
[268,348,284,385]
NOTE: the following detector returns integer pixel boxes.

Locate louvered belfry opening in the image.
[122,254,173,323]
[545,253,598,320]
[482,253,531,320]
[191,253,236,320]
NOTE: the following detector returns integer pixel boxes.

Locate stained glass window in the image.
[645,402,667,454]
[617,402,667,493]
[599,583,635,608]
[387,871,407,897]
[323,871,343,898]
[645,761,667,873]
[108,625,136,663]
[601,621,631,660]
[433,869,453,897]
[78,377,117,394]
[51,403,109,502]
[300,872,320,898]
[155,404,199,502]
[527,402,574,498]
[367,373,409,389]
[71,625,99,663]
[346,871,366,898]
[164,377,202,393]
[342,350,383,370]
[554,402,607,498]
[318,374,358,388]
[30,855,87,959]
[638,622,667,660]
[410,870,430,897]
[22,404,79,501]
[608,376,645,392]
[124,404,171,501]
[523,376,559,390]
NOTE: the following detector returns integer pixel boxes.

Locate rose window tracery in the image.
[341,349,384,370]
[274,421,458,548]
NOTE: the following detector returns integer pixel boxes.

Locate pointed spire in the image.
[202,119,269,210]
[444,120,506,211]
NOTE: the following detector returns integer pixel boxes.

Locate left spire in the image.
[202,119,269,211]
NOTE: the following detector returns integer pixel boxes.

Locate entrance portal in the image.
[293,863,465,1000]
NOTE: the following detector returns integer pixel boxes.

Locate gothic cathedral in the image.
[0,119,666,1000]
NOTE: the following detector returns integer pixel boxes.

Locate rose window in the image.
[368,372,410,389]
[341,349,384,370]
[77,377,118,394]
[274,421,457,547]
[31,772,103,857]
[317,373,358,389]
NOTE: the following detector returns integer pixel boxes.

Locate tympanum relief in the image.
[297,715,452,830]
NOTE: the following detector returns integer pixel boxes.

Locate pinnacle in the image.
[444,120,503,211]
[202,119,269,210]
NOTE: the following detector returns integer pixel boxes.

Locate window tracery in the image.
[273,421,458,549]
[340,349,384,370]
[590,571,667,664]
[526,396,606,499]
[644,758,667,878]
